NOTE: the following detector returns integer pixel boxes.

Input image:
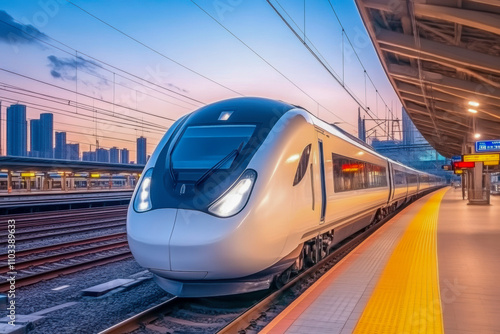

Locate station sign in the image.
[454,169,464,175]
[441,165,453,171]
[463,153,500,162]
[453,161,475,169]
[475,140,500,153]
[21,172,35,177]
[90,173,101,178]
[484,160,499,166]
[451,155,462,162]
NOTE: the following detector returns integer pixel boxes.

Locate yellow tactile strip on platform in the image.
[353,188,448,334]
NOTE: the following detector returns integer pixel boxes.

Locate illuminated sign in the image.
[453,161,475,169]
[451,155,462,162]
[454,169,464,175]
[441,165,453,170]
[342,163,362,172]
[463,154,500,162]
[90,173,100,178]
[21,172,35,177]
[475,140,500,153]
[484,160,499,166]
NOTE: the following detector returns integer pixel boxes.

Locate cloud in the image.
[50,70,61,78]
[0,10,47,45]
[47,55,108,86]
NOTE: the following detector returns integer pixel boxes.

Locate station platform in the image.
[261,187,500,334]
[0,189,133,214]
[0,187,134,197]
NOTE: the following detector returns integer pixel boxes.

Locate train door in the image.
[316,136,327,225]
[388,162,395,204]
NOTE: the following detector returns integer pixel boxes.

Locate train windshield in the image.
[171,125,256,170]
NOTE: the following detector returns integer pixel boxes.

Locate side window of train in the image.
[332,153,388,192]
[394,170,406,185]
[293,144,312,186]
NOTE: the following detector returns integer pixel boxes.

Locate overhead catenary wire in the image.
[0,117,157,155]
[0,95,166,136]
[0,83,166,131]
[190,0,355,129]
[0,68,177,124]
[65,0,244,97]
[325,0,396,119]
[0,17,205,108]
[267,0,391,138]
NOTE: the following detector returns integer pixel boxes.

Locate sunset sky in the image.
[0,0,401,159]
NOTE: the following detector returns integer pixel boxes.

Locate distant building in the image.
[96,148,109,163]
[30,119,41,157]
[357,107,366,142]
[82,151,96,162]
[371,107,447,179]
[39,113,53,158]
[55,132,67,159]
[120,148,129,164]
[66,143,79,161]
[136,136,147,165]
[402,108,426,146]
[109,147,120,163]
[7,104,27,157]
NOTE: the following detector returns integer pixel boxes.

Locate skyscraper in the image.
[66,143,79,161]
[82,151,96,161]
[402,107,426,145]
[30,119,41,157]
[55,132,67,159]
[136,136,146,165]
[39,113,53,158]
[109,147,120,163]
[120,148,129,164]
[7,104,27,156]
[96,148,109,163]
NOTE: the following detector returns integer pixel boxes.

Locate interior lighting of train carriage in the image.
[342,163,362,172]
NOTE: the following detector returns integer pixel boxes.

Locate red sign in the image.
[342,163,362,172]
[454,161,475,169]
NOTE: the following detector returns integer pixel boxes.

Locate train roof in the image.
[188,97,295,125]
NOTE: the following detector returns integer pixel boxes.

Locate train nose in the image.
[127,208,177,271]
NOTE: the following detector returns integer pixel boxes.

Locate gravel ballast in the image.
[0,258,170,334]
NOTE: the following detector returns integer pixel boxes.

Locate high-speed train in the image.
[127,97,445,297]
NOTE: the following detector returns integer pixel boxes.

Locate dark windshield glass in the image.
[171,125,256,170]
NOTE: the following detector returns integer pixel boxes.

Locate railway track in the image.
[98,199,413,334]
[0,218,126,247]
[0,232,126,261]
[0,232,131,292]
[0,205,127,228]
[0,206,132,292]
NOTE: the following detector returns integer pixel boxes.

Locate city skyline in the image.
[3,102,140,164]
[0,1,402,160]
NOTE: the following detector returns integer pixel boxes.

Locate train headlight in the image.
[133,168,153,213]
[209,169,257,217]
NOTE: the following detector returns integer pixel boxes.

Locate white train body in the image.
[127,97,444,297]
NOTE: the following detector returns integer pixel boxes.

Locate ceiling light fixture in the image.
[467,108,478,114]
[468,101,479,107]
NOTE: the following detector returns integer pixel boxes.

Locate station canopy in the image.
[0,156,145,173]
[356,0,500,157]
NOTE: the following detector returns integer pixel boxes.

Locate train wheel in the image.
[274,267,292,289]
[304,244,316,267]
[292,251,305,274]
